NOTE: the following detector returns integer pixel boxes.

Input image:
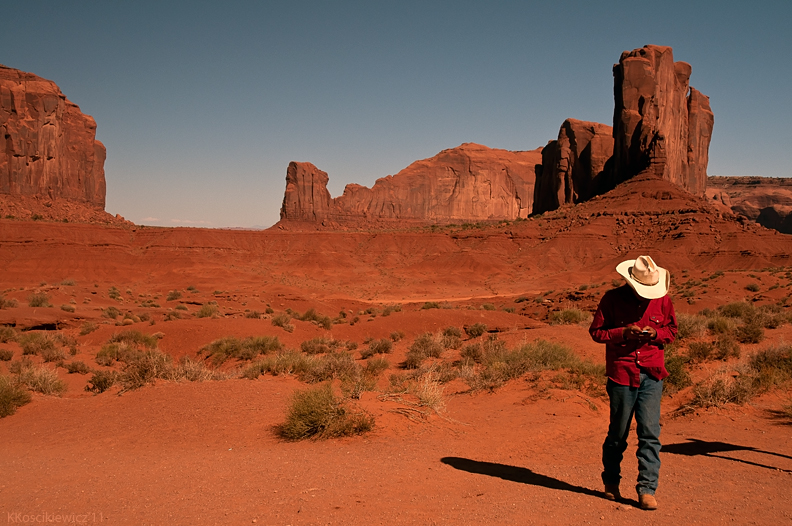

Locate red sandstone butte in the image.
[0,64,106,208]
[707,176,792,234]
[533,119,614,214]
[610,45,713,195]
[280,143,543,224]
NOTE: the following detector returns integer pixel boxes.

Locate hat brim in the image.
[616,259,670,299]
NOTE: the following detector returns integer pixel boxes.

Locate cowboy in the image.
[589,255,677,510]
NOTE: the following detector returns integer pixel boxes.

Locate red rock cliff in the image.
[280,143,543,224]
[610,45,713,195]
[0,65,106,208]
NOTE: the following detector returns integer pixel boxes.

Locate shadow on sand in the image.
[663,438,792,473]
[440,457,625,503]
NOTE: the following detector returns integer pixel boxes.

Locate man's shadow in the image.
[440,457,635,505]
[662,438,792,473]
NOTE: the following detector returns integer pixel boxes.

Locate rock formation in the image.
[280,143,543,224]
[610,45,713,195]
[707,176,792,234]
[0,65,106,208]
[533,119,614,214]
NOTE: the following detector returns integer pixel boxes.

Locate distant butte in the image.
[278,44,715,228]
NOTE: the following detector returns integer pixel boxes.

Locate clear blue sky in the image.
[3,1,790,228]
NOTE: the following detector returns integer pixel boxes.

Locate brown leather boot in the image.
[639,493,658,510]
[603,484,621,501]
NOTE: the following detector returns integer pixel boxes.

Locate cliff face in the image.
[280,143,543,224]
[610,45,713,195]
[707,176,792,234]
[533,119,614,214]
[0,65,106,208]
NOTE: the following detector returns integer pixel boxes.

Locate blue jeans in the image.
[601,373,663,496]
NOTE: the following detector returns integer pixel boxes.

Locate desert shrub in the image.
[549,308,592,325]
[279,383,373,441]
[714,334,741,359]
[299,352,360,384]
[175,304,188,311]
[359,338,392,359]
[60,304,76,313]
[718,302,755,320]
[481,303,496,311]
[464,323,487,339]
[390,331,405,342]
[0,349,13,361]
[0,326,17,343]
[460,343,483,364]
[79,322,99,336]
[676,313,707,340]
[441,326,463,350]
[40,346,67,363]
[365,356,389,376]
[196,303,219,319]
[28,293,51,308]
[405,333,444,369]
[15,363,66,395]
[0,375,32,417]
[734,322,764,344]
[295,308,332,330]
[687,341,714,361]
[164,311,181,321]
[95,342,145,366]
[0,295,19,309]
[745,283,760,293]
[748,344,792,390]
[301,336,339,355]
[242,351,316,380]
[245,310,262,319]
[199,335,283,365]
[166,290,182,301]
[382,304,402,316]
[85,370,119,393]
[66,361,91,374]
[19,333,56,356]
[690,368,755,407]
[410,370,446,413]
[271,312,294,332]
[109,330,158,349]
[173,356,219,382]
[663,345,692,394]
[103,306,122,319]
[108,286,122,300]
[421,302,440,310]
[706,316,734,335]
[120,350,174,390]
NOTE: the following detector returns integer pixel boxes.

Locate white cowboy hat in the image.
[616,255,670,299]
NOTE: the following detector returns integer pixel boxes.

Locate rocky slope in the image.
[0,64,106,208]
[707,176,792,234]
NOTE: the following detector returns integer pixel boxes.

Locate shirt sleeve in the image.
[589,293,625,344]
[654,296,678,344]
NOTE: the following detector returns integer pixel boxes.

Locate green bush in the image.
[85,370,119,394]
[279,383,374,440]
[464,323,487,339]
[0,375,32,417]
[663,345,692,394]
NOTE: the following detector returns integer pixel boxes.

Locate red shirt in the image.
[589,285,677,387]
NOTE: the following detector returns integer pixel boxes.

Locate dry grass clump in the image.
[390,331,405,342]
[287,308,333,330]
[14,362,66,395]
[464,323,487,339]
[675,313,708,340]
[360,338,392,359]
[405,333,444,369]
[19,333,57,356]
[382,304,402,316]
[109,329,158,349]
[242,351,314,380]
[421,301,440,310]
[688,343,792,409]
[199,335,283,365]
[279,383,374,441]
[66,361,91,374]
[0,349,14,361]
[548,307,592,326]
[196,303,220,319]
[245,310,262,319]
[271,312,294,332]
[441,327,462,350]
[663,344,692,394]
[60,304,76,313]
[28,292,51,308]
[0,326,17,343]
[301,336,344,355]
[0,295,19,309]
[0,375,32,417]
[79,322,99,336]
[85,370,120,393]
[166,290,182,301]
[102,306,122,319]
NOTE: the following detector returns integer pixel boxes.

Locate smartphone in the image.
[641,329,652,335]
